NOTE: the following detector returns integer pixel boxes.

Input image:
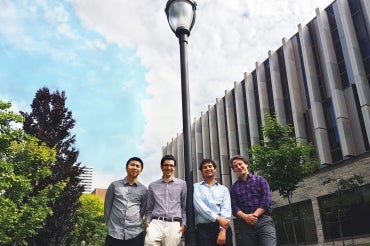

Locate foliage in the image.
[71,194,106,246]
[0,101,64,245]
[250,114,319,200]
[21,87,85,245]
[250,114,319,245]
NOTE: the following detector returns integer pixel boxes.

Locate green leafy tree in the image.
[0,101,64,245]
[250,114,319,245]
[20,87,85,246]
[71,194,106,246]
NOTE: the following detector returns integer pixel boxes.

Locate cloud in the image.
[70,0,334,187]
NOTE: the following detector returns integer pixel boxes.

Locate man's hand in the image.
[237,211,258,225]
[216,228,226,245]
[216,217,230,230]
[243,213,258,225]
[179,225,186,233]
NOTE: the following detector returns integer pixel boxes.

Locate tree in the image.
[250,114,319,245]
[20,87,85,245]
[0,101,64,245]
[71,194,106,246]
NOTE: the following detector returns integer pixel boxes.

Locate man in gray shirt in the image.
[104,157,148,246]
[144,155,187,246]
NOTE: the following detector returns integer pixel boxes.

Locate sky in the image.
[0,0,334,189]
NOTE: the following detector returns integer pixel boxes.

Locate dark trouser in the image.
[196,222,233,246]
[105,232,144,246]
[238,215,276,246]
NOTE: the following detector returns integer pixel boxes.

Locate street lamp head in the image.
[165,0,197,37]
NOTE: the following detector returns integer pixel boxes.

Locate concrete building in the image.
[79,167,93,194]
[163,0,370,245]
[91,188,107,202]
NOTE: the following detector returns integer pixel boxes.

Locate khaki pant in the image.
[144,219,182,246]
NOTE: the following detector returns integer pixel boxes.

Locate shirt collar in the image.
[123,177,138,186]
[200,180,219,187]
[161,176,175,183]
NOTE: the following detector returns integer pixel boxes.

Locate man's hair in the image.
[126,157,144,170]
[160,154,177,167]
[199,159,217,171]
[229,155,248,169]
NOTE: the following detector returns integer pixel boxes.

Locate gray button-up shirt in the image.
[146,177,187,226]
[104,178,148,240]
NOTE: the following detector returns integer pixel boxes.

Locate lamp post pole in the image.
[165,1,197,245]
[179,31,197,246]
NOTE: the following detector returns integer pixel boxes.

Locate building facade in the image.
[79,167,93,194]
[163,0,370,245]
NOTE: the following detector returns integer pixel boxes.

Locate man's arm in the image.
[104,183,114,224]
[193,183,219,222]
[140,186,148,218]
[217,186,232,229]
[180,180,187,226]
[145,184,154,226]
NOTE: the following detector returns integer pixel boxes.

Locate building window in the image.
[264,60,275,115]
[318,183,370,241]
[277,48,294,126]
[307,22,327,101]
[348,0,370,86]
[322,99,342,162]
[252,71,263,140]
[241,79,251,149]
[273,200,318,245]
[326,5,350,88]
[297,34,311,109]
[352,85,370,150]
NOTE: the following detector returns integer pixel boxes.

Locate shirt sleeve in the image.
[230,184,241,216]
[220,187,232,220]
[193,183,219,222]
[181,180,187,226]
[146,184,154,222]
[259,176,272,211]
[104,183,114,224]
[140,187,148,218]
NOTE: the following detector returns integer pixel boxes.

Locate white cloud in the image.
[71,0,334,186]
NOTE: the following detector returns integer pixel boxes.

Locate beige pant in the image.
[144,219,182,246]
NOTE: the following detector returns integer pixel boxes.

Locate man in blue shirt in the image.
[104,157,148,246]
[230,155,276,246]
[193,159,233,246]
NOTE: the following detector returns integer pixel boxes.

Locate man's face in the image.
[161,159,176,178]
[126,160,142,178]
[231,159,248,177]
[201,162,216,179]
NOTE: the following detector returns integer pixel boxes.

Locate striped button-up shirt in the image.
[146,177,187,226]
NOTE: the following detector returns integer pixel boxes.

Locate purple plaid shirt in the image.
[230,173,272,216]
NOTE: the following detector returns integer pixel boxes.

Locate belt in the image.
[152,216,181,222]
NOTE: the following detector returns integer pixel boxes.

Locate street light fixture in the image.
[165,0,197,245]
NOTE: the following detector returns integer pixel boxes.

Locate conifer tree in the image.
[21,87,85,246]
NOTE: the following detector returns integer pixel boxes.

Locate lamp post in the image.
[165,0,197,245]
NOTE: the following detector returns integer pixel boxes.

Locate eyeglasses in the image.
[162,164,175,168]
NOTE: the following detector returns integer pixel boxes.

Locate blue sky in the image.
[0,0,334,188]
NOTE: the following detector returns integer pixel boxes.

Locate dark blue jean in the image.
[238,215,276,246]
[196,222,233,246]
[105,232,144,246]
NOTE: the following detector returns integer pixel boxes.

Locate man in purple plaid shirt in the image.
[230,155,276,246]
